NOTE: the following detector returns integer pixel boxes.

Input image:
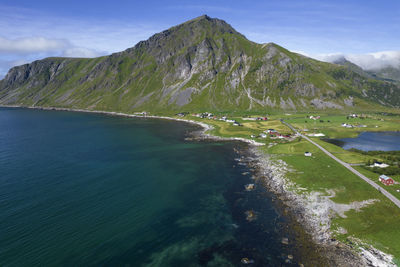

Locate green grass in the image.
[267,140,382,202]
[284,114,400,139]
[353,166,400,201]
[265,139,400,261]
[311,138,378,164]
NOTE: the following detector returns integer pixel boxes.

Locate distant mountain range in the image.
[333,57,400,83]
[1,15,399,112]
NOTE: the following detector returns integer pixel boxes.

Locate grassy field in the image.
[353,166,400,201]
[311,138,378,164]
[283,113,400,138]
[265,139,400,261]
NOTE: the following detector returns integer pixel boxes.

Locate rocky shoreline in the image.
[248,148,396,267]
[1,105,396,266]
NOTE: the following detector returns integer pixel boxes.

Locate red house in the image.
[379,175,394,186]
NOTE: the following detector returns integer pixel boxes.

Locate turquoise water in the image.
[0,108,313,266]
[327,132,400,151]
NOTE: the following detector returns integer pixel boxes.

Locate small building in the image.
[304,152,312,157]
[307,133,326,137]
[265,129,276,133]
[379,175,394,186]
[242,117,257,121]
[342,123,354,128]
[371,162,389,168]
[256,117,268,121]
[260,133,267,138]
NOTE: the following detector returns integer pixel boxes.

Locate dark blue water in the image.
[0,108,322,266]
[333,132,400,151]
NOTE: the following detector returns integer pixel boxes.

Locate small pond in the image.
[323,131,400,151]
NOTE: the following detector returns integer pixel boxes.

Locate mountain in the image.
[1,15,400,112]
[332,57,374,79]
[333,57,400,83]
[367,66,400,83]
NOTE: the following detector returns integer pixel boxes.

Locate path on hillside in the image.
[280,119,400,209]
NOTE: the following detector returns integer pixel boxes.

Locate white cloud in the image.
[312,53,345,62]
[303,51,400,71]
[0,36,103,78]
[62,47,103,58]
[346,51,400,70]
[0,4,164,78]
[0,37,70,54]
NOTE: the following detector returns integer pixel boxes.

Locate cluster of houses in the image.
[192,113,242,126]
[193,112,215,119]
[254,128,292,140]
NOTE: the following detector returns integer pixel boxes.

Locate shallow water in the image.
[326,131,400,151]
[0,108,320,266]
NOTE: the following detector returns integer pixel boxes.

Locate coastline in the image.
[249,148,396,267]
[0,105,264,146]
[1,104,396,266]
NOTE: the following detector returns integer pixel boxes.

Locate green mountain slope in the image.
[333,57,375,79]
[1,15,400,112]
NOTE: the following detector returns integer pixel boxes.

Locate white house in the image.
[370,162,389,168]
[307,133,325,137]
[304,152,312,157]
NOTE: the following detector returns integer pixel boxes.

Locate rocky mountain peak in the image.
[123,15,243,54]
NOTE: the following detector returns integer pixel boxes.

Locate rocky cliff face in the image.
[1,15,399,112]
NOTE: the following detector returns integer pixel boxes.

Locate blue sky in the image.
[1,0,400,77]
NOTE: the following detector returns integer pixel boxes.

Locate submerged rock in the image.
[245,210,257,221]
[240,257,254,264]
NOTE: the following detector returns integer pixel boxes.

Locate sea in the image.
[0,107,324,266]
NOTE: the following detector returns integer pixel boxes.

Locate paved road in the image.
[281,119,400,209]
